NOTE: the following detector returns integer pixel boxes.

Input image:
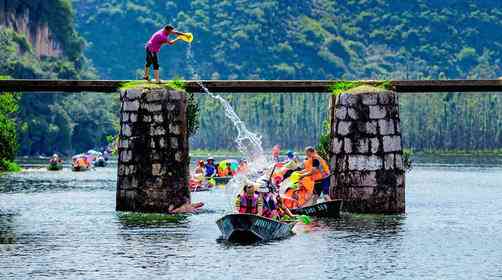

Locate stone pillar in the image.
[329,86,405,213]
[116,88,190,213]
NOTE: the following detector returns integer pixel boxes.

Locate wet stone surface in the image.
[330,88,405,213]
[117,88,190,212]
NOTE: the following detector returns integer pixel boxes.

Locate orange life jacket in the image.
[304,156,330,182]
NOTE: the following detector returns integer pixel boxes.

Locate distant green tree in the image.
[0,88,20,171]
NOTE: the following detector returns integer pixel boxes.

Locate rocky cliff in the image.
[0,1,62,57]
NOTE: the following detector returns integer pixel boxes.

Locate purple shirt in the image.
[146,29,169,53]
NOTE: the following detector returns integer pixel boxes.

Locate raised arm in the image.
[171,29,186,36]
[166,38,179,45]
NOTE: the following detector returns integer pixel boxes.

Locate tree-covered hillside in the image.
[73,0,502,151]
[0,0,119,156]
[75,0,502,80]
[3,1,502,155]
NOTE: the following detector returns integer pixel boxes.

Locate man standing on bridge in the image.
[144,25,188,83]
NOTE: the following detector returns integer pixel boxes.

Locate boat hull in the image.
[47,163,63,171]
[291,199,343,218]
[72,165,90,172]
[212,176,232,184]
[216,214,295,243]
[94,160,107,167]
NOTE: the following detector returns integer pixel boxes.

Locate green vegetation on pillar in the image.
[119,80,200,137]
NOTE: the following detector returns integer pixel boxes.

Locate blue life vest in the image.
[205,164,216,177]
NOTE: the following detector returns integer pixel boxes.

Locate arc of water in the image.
[186,46,264,160]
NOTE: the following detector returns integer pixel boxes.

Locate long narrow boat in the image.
[216,213,295,243]
[212,176,233,184]
[291,199,343,218]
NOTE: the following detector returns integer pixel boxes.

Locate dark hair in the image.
[305,146,315,153]
[164,24,175,30]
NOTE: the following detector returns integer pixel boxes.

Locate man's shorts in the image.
[313,177,330,196]
[145,48,159,70]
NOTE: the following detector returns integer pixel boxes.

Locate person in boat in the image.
[224,162,235,177]
[257,181,295,220]
[189,160,207,190]
[300,146,331,206]
[194,160,205,177]
[73,156,88,169]
[271,144,281,162]
[235,183,263,215]
[205,157,217,177]
[143,24,190,83]
[282,150,302,180]
[49,154,63,164]
[237,159,248,173]
[257,184,277,219]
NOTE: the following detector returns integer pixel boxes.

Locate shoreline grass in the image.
[413,149,502,157]
[0,160,21,174]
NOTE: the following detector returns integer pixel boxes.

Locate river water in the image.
[1,157,502,279]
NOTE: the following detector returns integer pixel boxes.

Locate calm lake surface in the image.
[1,157,502,279]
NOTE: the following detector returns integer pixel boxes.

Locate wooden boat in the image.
[291,199,343,218]
[190,184,212,192]
[216,213,295,243]
[212,176,233,184]
[47,162,63,171]
[72,164,90,172]
[93,158,107,167]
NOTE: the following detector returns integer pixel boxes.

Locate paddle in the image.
[280,214,312,225]
[265,163,277,192]
[296,214,312,224]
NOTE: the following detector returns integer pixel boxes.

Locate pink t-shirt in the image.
[146,29,169,53]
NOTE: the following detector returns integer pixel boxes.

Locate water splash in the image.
[185,45,271,210]
[186,45,264,159]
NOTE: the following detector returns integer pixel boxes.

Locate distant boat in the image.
[216,213,295,243]
[47,161,63,171]
[72,164,90,172]
[72,154,91,172]
[93,156,107,167]
[291,200,343,218]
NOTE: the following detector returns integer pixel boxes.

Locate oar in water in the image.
[296,214,312,225]
[281,214,312,225]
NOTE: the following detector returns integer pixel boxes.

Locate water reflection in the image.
[1,159,502,279]
[0,213,17,244]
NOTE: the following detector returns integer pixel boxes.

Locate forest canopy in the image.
[73,0,502,151]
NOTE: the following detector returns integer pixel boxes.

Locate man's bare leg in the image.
[144,66,150,81]
[154,69,160,83]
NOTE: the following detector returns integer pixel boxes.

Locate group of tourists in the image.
[190,157,248,190]
[70,149,111,171]
[194,157,247,178]
[235,146,331,220]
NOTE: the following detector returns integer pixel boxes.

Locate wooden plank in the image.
[2,79,502,93]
